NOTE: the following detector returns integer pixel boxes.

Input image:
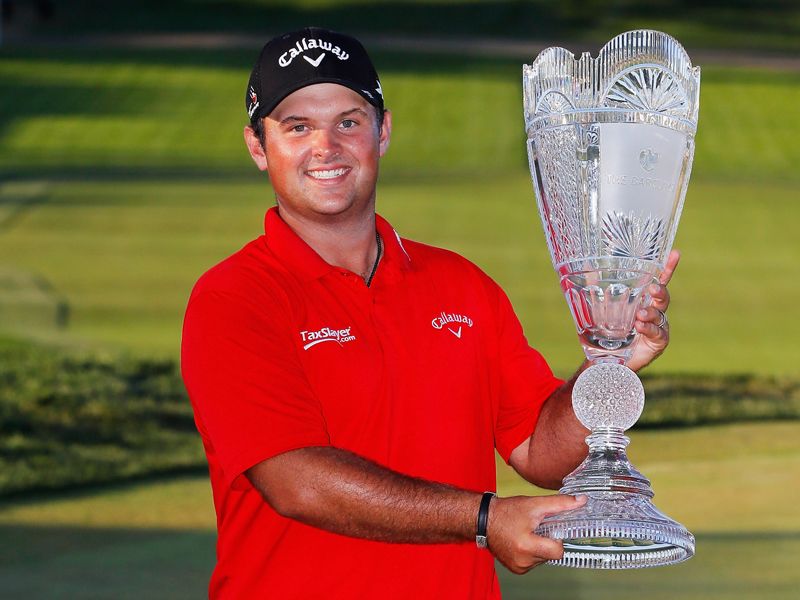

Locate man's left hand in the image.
[627,249,680,372]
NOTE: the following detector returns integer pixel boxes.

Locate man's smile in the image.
[306,167,351,180]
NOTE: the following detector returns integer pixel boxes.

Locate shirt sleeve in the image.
[490,282,565,463]
[181,288,330,490]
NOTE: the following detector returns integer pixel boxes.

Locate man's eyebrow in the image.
[278,115,307,126]
[339,107,369,118]
[278,107,369,126]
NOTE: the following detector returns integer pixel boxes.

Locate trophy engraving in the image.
[523,30,700,569]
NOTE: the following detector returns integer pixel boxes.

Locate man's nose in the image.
[312,128,341,159]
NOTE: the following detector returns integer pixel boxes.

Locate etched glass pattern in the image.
[602,212,664,260]
[523,29,700,363]
[537,494,695,569]
[532,128,582,266]
[604,66,689,116]
[572,363,644,431]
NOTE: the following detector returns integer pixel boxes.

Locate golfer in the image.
[181,27,678,599]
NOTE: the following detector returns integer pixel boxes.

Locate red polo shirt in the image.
[181,208,563,599]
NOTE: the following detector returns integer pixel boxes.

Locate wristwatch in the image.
[475,492,495,549]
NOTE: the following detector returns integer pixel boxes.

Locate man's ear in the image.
[378,109,392,157]
[244,124,268,171]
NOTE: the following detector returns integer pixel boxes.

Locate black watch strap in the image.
[475,491,495,549]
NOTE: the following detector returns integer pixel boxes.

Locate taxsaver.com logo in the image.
[279,37,350,68]
[431,311,474,339]
[300,326,356,350]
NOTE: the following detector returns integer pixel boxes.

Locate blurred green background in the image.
[1,1,798,598]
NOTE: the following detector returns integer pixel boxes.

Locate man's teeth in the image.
[308,168,347,179]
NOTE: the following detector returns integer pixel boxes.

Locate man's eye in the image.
[341,119,357,129]
[291,124,307,133]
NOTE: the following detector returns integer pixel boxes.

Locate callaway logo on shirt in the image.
[431,311,474,339]
[279,37,350,68]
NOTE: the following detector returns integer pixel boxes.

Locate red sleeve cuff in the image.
[225,435,333,491]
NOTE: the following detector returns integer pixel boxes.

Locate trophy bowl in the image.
[523,30,700,569]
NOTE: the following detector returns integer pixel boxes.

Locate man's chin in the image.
[275,193,375,223]
[294,202,373,224]
[310,194,375,217]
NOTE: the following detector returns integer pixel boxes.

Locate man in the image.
[181,27,678,599]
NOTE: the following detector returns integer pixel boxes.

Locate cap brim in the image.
[255,78,382,121]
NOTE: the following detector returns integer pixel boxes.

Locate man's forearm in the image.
[247,446,481,544]
[247,444,588,574]
[511,362,591,489]
[530,372,590,488]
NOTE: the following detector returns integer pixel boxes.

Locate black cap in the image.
[246,27,384,123]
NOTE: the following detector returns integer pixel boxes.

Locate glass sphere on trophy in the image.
[523,30,700,568]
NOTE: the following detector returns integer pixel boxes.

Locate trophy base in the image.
[535,369,695,569]
[535,493,695,569]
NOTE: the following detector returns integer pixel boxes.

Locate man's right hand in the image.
[487,494,586,574]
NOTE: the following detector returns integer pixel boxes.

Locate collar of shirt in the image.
[262,207,413,283]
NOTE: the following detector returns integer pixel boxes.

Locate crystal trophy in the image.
[523,30,700,569]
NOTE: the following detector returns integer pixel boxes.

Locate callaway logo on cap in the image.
[246,27,384,123]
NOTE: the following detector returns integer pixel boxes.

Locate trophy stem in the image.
[559,428,654,498]
[588,355,626,365]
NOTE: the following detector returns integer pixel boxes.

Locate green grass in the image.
[1,49,799,182]
[0,174,796,374]
[497,422,800,533]
[1,52,797,373]
[0,476,216,530]
[2,337,795,497]
[499,533,800,599]
[497,422,800,598]
[3,422,796,533]
[1,422,798,599]
[0,344,204,496]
